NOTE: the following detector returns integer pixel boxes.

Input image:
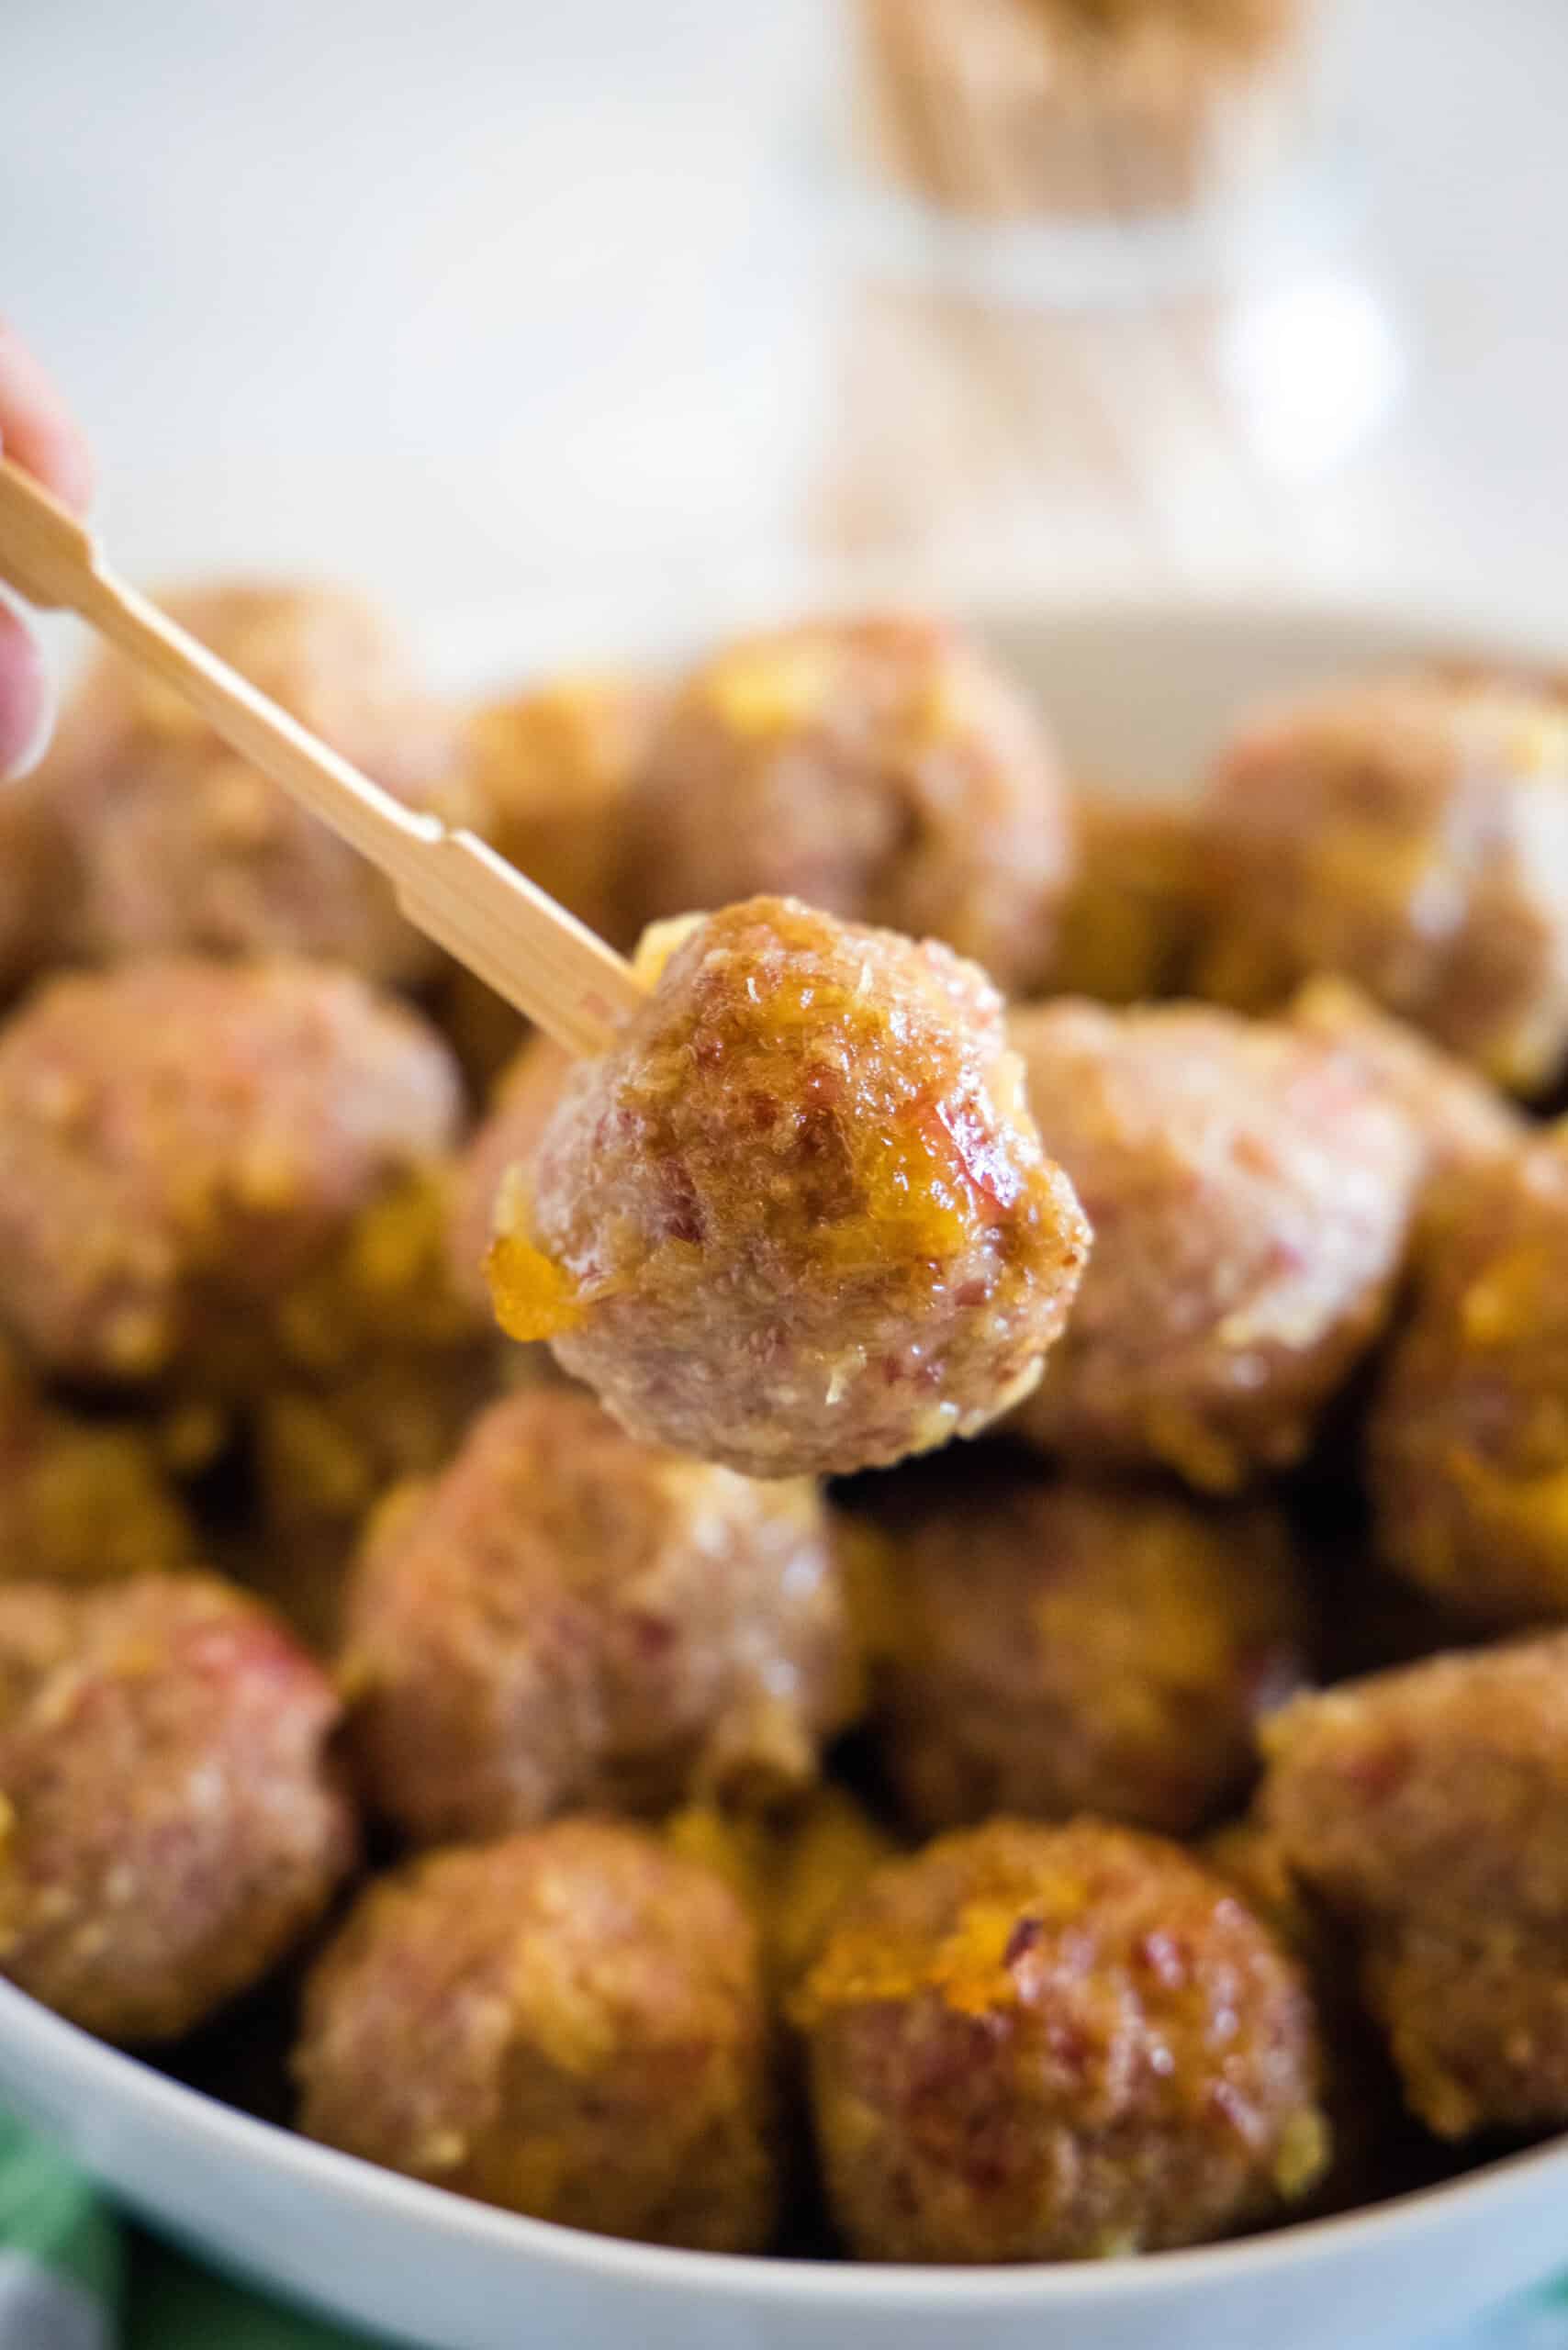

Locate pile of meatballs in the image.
[3,588,1568,2268]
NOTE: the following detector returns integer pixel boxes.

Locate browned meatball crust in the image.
[342,1388,858,1843]
[1368,1129,1568,1625]
[1288,976,1525,1225]
[1259,1637,1568,2137]
[0,1574,355,2042]
[294,1819,778,2251]
[873,1473,1309,1835]
[488,899,1090,1478]
[1044,790,1209,1005]
[35,583,461,981]
[1197,672,1568,1092]
[792,1818,1327,2262]
[621,618,1074,993]
[0,959,463,1383]
[1009,1001,1420,1490]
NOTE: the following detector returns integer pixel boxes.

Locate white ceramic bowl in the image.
[3,597,1565,2350]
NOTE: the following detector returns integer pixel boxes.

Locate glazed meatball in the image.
[1009,1001,1419,1491]
[294,1819,778,2250]
[342,1388,859,1843]
[0,1574,355,2043]
[1044,790,1208,1005]
[446,1034,572,1317]
[0,1343,196,1583]
[488,899,1091,1478]
[1368,1128,1568,1625]
[0,959,463,1384]
[1288,976,1525,1223]
[1197,672,1568,1092]
[872,1472,1309,1836]
[1259,1636,1568,2138]
[35,583,460,981]
[621,617,1073,993]
[792,1818,1327,2262]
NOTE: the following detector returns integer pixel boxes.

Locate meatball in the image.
[791,1818,1327,2262]
[488,899,1091,1478]
[342,1388,859,1843]
[621,617,1074,993]
[872,1472,1309,1836]
[34,583,461,981]
[0,958,463,1384]
[294,1819,778,2250]
[446,1034,572,1317]
[1288,976,1525,1225]
[1009,1000,1419,1491]
[1258,1636,1568,2138]
[1044,790,1208,1005]
[1368,1129,1568,1625]
[1196,671,1568,1092]
[0,1574,355,2042]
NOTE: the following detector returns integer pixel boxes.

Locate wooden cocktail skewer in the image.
[0,456,646,1058]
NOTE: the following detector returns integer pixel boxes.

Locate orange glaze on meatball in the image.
[792,1817,1327,2262]
[487,899,1090,1478]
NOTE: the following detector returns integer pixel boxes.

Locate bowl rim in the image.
[12,587,1568,2313]
[5,1969,1566,2310]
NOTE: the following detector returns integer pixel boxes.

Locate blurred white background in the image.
[6,0,1568,652]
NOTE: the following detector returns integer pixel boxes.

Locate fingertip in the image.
[0,605,54,779]
[0,324,93,515]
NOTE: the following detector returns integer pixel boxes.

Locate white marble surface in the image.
[6,0,1567,651]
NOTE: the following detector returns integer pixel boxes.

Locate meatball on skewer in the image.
[1198,670,1568,1093]
[295,1820,778,2252]
[342,1388,859,1844]
[621,616,1074,994]
[487,898,1091,1478]
[870,1472,1309,1836]
[0,1574,355,2043]
[792,1818,1328,2263]
[1009,1000,1420,1491]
